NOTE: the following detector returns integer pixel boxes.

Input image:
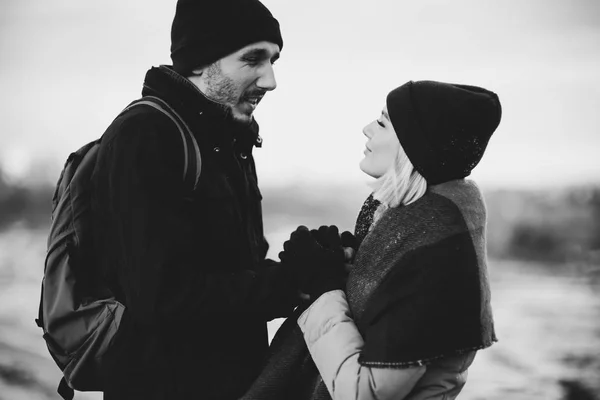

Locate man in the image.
[90,0,305,398]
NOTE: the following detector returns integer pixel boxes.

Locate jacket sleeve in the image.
[297,291,426,400]
[93,113,298,327]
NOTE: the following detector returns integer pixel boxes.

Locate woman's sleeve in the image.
[297,291,426,400]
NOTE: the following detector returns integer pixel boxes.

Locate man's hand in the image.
[278,226,322,286]
[279,225,347,302]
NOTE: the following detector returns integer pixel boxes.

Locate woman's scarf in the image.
[241,179,496,400]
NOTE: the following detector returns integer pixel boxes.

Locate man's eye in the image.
[377,120,384,127]
[242,57,259,65]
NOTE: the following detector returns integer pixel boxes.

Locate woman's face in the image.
[359,106,401,178]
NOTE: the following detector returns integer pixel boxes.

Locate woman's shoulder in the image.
[428,179,486,214]
[387,179,486,233]
[384,190,465,230]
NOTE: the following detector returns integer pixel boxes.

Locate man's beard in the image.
[203,62,238,107]
[203,62,262,125]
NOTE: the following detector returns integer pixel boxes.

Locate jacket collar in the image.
[141,65,262,150]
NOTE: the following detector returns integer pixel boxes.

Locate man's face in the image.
[190,41,280,124]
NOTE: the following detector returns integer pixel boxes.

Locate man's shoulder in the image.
[101,101,183,147]
[94,104,190,169]
[115,101,180,131]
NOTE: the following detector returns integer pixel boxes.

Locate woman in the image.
[243,80,501,400]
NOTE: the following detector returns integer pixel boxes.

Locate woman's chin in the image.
[359,160,378,179]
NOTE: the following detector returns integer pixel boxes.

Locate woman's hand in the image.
[311,225,358,274]
[341,230,359,262]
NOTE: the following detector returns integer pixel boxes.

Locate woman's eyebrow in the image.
[382,110,391,121]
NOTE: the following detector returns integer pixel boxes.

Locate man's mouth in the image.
[242,93,265,107]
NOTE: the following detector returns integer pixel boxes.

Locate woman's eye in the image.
[376,120,385,127]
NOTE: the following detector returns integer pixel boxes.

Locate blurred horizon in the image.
[1,0,600,190]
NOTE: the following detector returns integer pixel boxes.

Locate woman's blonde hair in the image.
[370,145,428,225]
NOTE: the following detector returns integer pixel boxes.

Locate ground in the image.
[1,227,598,400]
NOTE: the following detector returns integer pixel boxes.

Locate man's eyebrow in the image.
[241,48,267,58]
[241,48,280,62]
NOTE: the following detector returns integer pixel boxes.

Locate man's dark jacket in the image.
[90,66,297,399]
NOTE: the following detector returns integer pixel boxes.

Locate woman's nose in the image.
[363,123,373,139]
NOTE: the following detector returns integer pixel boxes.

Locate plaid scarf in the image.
[242,179,496,399]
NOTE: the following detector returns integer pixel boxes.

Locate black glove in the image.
[311,225,342,251]
[341,230,359,251]
[303,257,346,301]
[340,230,359,264]
[279,226,323,288]
[278,226,321,286]
[279,226,346,301]
[257,260,304,321]
[311,225,359,264]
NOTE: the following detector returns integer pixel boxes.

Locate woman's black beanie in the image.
[386,80,502,185]
[170,0,283,76]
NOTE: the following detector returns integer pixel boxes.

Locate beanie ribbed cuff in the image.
[387,82,439,183]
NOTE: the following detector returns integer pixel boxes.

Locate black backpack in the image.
[35,96,201,400]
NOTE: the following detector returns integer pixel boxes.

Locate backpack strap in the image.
[120,96,202,191]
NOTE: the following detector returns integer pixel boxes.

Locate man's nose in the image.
[256,64,277,91]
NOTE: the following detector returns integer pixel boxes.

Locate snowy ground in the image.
[1,227,599,400]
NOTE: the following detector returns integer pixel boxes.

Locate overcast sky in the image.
[1,0,599,189]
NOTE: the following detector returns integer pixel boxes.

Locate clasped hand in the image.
[279,225,358,302]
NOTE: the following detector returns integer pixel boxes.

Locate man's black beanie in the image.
[170,0,283,76]
[386,80,502,185]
